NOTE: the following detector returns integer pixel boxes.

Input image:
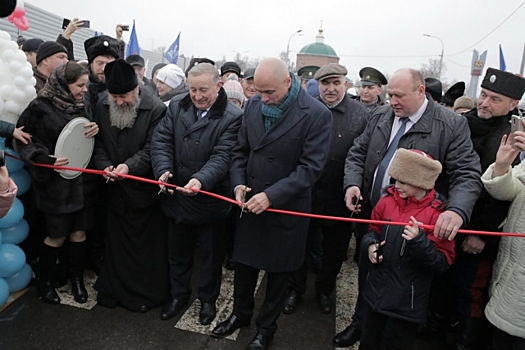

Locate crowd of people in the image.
[3,13,525,350]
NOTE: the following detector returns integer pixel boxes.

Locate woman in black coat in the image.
[15,62,99,304]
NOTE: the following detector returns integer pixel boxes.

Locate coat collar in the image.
[254,88,310,150]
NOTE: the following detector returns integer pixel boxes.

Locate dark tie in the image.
[197,109,204,119]
[370,117,409,206]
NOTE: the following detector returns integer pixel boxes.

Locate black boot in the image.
[456,317,492,350]
[69,241,88,304]
[38,244,61,304]
[52,243,69,288]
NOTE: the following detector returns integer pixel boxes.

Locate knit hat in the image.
[481,67,525,100]
[36,41,68,65]
[84,35,120,63]
[156,64,185,89]
[221,61,242,77]
[104,59,138,94]
[306,79,319,98]
[453,96,475,112]
[424,78,442,103]
[22,38,44,53]
[388,149,442,190]
[223,75,245,105]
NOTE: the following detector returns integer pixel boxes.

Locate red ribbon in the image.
[8,153,525,238]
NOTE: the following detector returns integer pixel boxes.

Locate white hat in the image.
[156,64,185,89]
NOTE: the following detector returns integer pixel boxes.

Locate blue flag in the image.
[125,21,140,58]
[165,32,180,64]
[499,44,507,71]
[94,31,98,37]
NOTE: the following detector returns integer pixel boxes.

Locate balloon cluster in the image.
[0,30,37,125]
[0,149,32,308]
[7,0,29,32]
[0,29,35,308]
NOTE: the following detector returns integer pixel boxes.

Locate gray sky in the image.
[26,0,525,85]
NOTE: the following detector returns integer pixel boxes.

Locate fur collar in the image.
[179,87,228,118]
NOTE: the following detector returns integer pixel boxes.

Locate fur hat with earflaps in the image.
[388,149,442,190]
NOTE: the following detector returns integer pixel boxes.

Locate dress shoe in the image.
[160,298,188,321]
[333,324,361,347]
[199,302,216,325]
[317,293,332,314]
[282,290,300,314]
[137,305,151,313]
[212,314,250,338]
[245,333,273,350]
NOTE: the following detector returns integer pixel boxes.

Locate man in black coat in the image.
[150,63,243,325]
[93,59,170,312]
[334,68,482,348]
[283,63,369,315]
[211,58,332,350]
[420,68,525,350]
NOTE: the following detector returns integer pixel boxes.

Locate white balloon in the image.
[5,100,19,114]
[12,90,25,103]
[0,32,11,42]
[0,85,13,100]
[5,41,18,52]
[0,39,7,52]
[0,98,4,116]
[19,66,32,79]
[28,76,36,87]
[22,85,35,100]
[8,61,22,73]
[13,76,26,89]
[13,51,27,64]
[1,50,15,63]
[0,63,12,84]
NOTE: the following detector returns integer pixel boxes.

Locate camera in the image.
[121,25,129,31]
[62,18,90,29]
[511,113,524,150]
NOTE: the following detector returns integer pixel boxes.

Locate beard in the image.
[109,95,141,130]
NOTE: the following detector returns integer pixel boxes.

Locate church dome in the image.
[298,28,338,58]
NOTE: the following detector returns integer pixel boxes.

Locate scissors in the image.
[239,186,247,218]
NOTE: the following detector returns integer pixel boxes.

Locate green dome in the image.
[298,42,338,58]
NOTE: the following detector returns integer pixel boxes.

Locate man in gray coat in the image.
[151,63,243,325]
[333,68,482,348]
[211,58,332,350]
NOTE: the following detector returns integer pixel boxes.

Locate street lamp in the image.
[423,34,444,80]
[286,29,303,71]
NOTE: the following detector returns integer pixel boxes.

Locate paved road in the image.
[0,240,454,349]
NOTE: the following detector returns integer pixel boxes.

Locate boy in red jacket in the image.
[359,148,455,350]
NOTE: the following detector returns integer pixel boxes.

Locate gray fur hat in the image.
[388,149,442,190]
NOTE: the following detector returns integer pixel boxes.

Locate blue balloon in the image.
[1,219,29,245]
[0,278,8,307]
[0,243,26,278]
[5,148,25,173]
[0,198,24,229]
[5,263,32,292]
[9,168,31,197]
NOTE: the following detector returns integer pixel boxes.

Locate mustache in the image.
[324,91,338,96]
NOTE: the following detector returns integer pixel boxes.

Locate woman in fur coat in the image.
[15,61,99,305]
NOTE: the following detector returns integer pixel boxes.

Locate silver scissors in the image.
[349,197,359,218]
[239,186,247,218]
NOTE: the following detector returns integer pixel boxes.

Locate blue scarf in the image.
[262,73,300,131]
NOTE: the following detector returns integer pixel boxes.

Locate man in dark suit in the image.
[211,58,332,350]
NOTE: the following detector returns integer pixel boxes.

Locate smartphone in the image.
[511,115,523,149]
[62,18,90,29]
[121,25,130,31]
[0,150,4,167]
